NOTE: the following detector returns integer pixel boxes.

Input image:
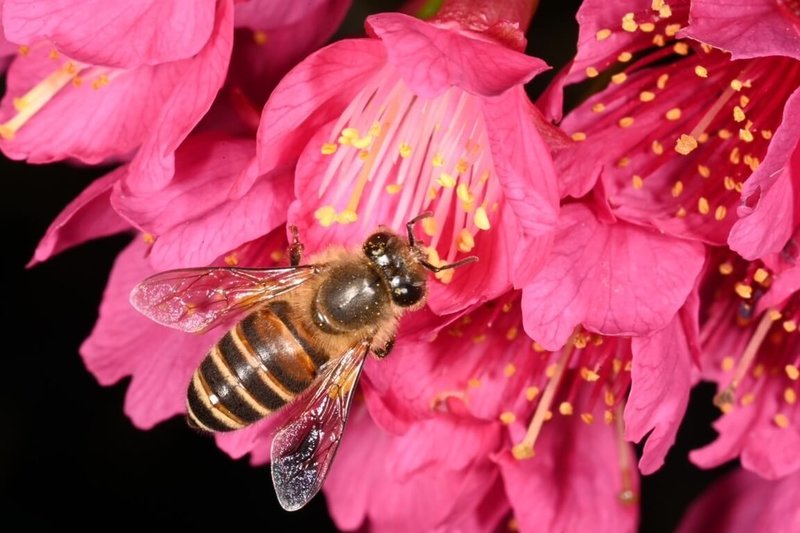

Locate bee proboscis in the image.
[130,213,477,511]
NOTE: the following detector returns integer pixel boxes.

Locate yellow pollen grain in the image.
[733,106,746,122]
[18,45,29,56]
[336,209,358,224]
[314,205,337,227]
[422,217,437,237]
[142,233,155,245]
[653,34,666,46]
[694,65,709,78]
[741,393,755,406]
[526,386,540,401]
[632,175,644,189]
[619,116,635,128]
[544,410,553,421]
[665,23,681,36]
[639,22,656,32]
[721,356,735,371]
[651,0,664,10]
[622,12,638,32]
[321,143,337,155]
[457,228,475,253]
[719,402,734,414]
[512,443,534,460]
[91,74,109,90]
[657,74,669,89]
[604,410,614,424]
[580,367,600,382]
[581,413,595,424]
[652,140,664,154]
[48,48,59,60]
[698,132,710,143]
[715,205,727,221]
[701,43,714,54]
[358,150,369,161]
[673,42,690,55]
[72,76,83,87]
[774,413,790,429]
[604,390,616,407]
[457,183,474,204]
[571,132,587,142]
[617,156,631,167]
[671,180,684,197]
[740,95,750,108]
[659,5,673,17]
[532,341,546,352]
[761,130,773,140]
[545,364,558,379]
[753,268,769,284]
[718,128,732,139]
[640,91,656,102]
[785,388,797,405]
[432,153,444,167]
[596,28,612,41]
[368,122,381,137]
[269,249,284,262]
[559,402,574,416]
[730,147,741,164]
[739,129,754,143]
[753,363,765,378]
[730,79,744,91]
[734,282,753,299]
[351,135,373,149]
[436,269,454,285]
[474,206,491,230]
[398,142,412,158]
[386,183,402,195]
[467,378,481,388]
[698,164,711,178]
[697,197,710,215]
[769,309,783,321]
[437,172,456,188]
[665,108,682,120]
[676,207,687,218]
[592,102,606,113]
[612,72,628,84]
[500,412,517,424]
[618,51,633,63]
[786,365,799,381]
[506,327,519,341]
[479,170,490,184]
[586,66,600,78]
[675,134,698,155]
[724,176,736,191]
[456,159,469,174]
[744,154,760,171]
[504,363,517,377]
[784,320,798,333]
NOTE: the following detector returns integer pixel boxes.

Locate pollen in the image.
[741,393,755,406]
[604,410,614,424]
[581,413,595,424]
[774,413,790,429]
[786,365,799,381]
[351,134,373,149]
[652,140,664,154]
[586,66,600,78]
[784,320,798,333]
[314,205,337,227]
[659,5,673,17]
[431,153,444,167]
[719,129,733,139]
[657,74,669,89]
[612,72,628,84]
[721,357,735,371]
[437,172,456,188]
[506,327,519,341]
[270,249,285,262]
[580,367,600,382]
[734,282,753,299]
[457,228,475,253]
[694,66,709,78]
[559,402,574,416]
[224,253,239,266]
[545,364,558,379]
[753,268,769,284]
[739,129,754,142]
[621,12,638,32]
[475,206,491,230]
[698,164,711,178]
[653,34,666,46]
[632,175,644,189]
[761,130,773,140]
[336,209,358,224]
[500,412,517,424]
[321,143,337,155]
[639,22,656,32]
[512,443,534,460]
[640,91,656,102]
[398,142,412,158]
[571,132,587,142]
[676,207,687,218]
[525,387,540,401]
[596,28,612,41]
[385,183,402,194]
[467,378,481,388]
[785,388,797,405]
[675,134,698,155]
[142,233,156,244]
[619,117,635,128]
[618,51,633,63]
[422,216,437,237]
[697,197,710,215]
[673,42,689,55]
[733,106,746,122]
[740,95,750,107]
[665,108,682,120]
[592,103,606,113]
[457,183,474,204]
[604,390,616,407]
[769,309,783,321]
[339,127,358,145]
[714,206,727,221]
[724,176,736,190]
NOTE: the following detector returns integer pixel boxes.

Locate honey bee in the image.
[130,213,477,511]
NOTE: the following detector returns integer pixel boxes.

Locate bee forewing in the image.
[130,266,318,333]
[271,341,370,511]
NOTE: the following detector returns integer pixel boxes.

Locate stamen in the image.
[615,405,638,505]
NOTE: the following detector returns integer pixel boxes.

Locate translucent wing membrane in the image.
[130,266,319,333]
[271,341,370,511]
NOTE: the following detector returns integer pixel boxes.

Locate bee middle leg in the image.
[288,225,304,266]
[373,337,395,359]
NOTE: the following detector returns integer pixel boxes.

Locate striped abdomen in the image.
[187,301,329,432]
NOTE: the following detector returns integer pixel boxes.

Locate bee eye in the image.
[391,279,424,306]
[363,232,392,260]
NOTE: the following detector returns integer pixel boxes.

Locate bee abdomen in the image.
[187,304,328,433]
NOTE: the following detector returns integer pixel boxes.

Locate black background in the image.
[2,1,731,530]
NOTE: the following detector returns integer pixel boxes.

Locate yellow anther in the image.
[455,159,469,174]
[665,108,682,120]
[673,42,689,55]
[336,209,358,224]
[714,205,727,221]
[786,365,799,381]
[618,51,633,62]
[559,402,574,416]
[351,134,373,149]
[774,413,790,429]
[640,91,656,102]
[545,364,558,379]
[618,117,635,128]
[733,106,746,122]
[675,134,698,155]
[604,390,616,407]
[467,378,481,388]
[49,48,60,59]
[739,129,754,143]
[544,410,554,421]
[314,206,337,227]
[740,95,750,107]
[385,183,402,194]
[719,128,732,139]
[657,74,669,89]
[512,443,534,460]
[321,143,337,155]
[698,132,710,143]
[437,172,456,188]
[91,74,108,89]
[526,386,540,401]
[724,176,736,190]
[622,12,638,32]
[532,341,546,352]
[652,34,666,46]
[586,66,599,78]
[639,22,656,32]
[506,327,519,341]
[580,367,600,382]
[784,320,798,333]
[741,393,755,406]
[676,207,687,218]
[612,72,628,84]
[694,66,709,78]
[571,132,587,141]
[632,175,644,189]
[612,359,623,374]
[422,217,437,237]
[457,228,475,253]
[659,5,673,17]
[253,30,268,45]
[358,150,369,161]
[368,121,381,137]
[596,28,612,41]
[744,154,760,171]
[785,388,797,405]
[474,206,491,230]
[651,0,664,9]
[697,164,710,178]
[142,233,156,245]
[269,249,285,262]
[581,413,595,424]
[721,357,735,371]
[592,102,606,113]
[761,130,773,140]
[698,197,710,215]
[18,45,29,56]
[504,363,517,377]
[432,153,444,167]
[617,156,631,167]
[500,412,517,424]
[652,140,664,154]
[730,79,744,91]
[753,268,769,284]
[769,309,783,321]
[398,142,412,158]
[734,282,753,299]
[456,183,474,204]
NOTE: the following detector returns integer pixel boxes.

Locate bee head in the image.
[363,231,426,307]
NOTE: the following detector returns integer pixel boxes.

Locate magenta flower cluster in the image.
[3,0,799,530]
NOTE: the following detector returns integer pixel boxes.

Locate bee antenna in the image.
[406,211,434,247]
[420,255,479,273]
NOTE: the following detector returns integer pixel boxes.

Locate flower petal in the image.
[366,13,548,98]
[234,0,348,30]
[3,0,216,67]
[29,167,130,266]
[521,204,705,350]
[681,0,800,61]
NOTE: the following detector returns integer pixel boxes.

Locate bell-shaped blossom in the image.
[243,2,561,314]
[544,0,800,249]
[677,468,800,533]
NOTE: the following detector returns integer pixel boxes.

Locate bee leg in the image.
[288,225,304,266]
[373,337,395,359]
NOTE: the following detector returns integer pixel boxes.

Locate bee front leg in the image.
[373,337,395,359]
[288,225,304,267]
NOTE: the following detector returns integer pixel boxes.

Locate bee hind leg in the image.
[288,225,304,266]
[373,337,395,359]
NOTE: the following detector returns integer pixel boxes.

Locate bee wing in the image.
[130,265,319,333]
[271,341,370,511]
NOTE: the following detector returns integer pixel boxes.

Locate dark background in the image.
[2,1,731,530]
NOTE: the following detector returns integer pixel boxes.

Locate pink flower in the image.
[690,247,800,479]
[544,0,800,248]
[677,468,800,533]
[242,3,561,313]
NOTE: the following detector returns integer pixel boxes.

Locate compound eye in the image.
[391,279,424,307]
[363,232,393,262]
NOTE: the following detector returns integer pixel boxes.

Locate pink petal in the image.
[625,309,693,474]
[682,0,800,61]
[757,265,800,312]
[366,13,548,98]
[248,38,386,192]
[80,239,215,429]
[125,0,233,193]
[3,0,216,67]
[234,0,348,30]
[29,166,130,266]
[495,415,639,532]
[521,204,705,350]
[729,87,800,260]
